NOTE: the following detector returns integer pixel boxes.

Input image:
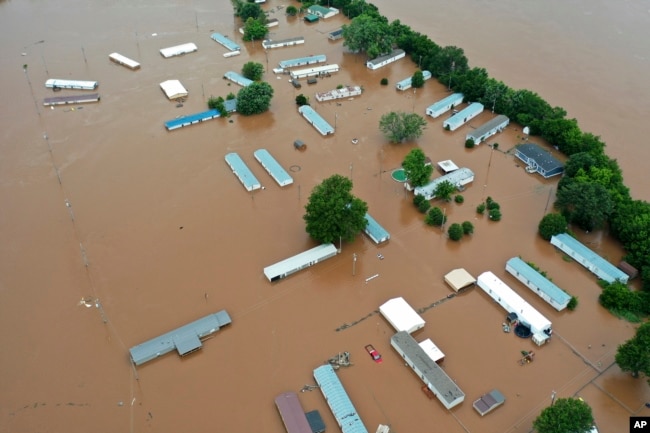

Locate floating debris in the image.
[326,351,352,369]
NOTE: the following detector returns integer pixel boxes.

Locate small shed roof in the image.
[444,268,476,292]
[160,80,188,99]
[437,160,459,173]
[618,261,639,279]
[418,338,445,363]
[304,14,319,22]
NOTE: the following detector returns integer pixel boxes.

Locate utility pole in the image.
[352,253,357,276]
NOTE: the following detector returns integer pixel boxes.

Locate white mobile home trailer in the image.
[290,64,339,79]
[159,43,198,58]
[443,102,484,131]
[413,167,474,200]
[396,70,432,91]
[45,79,98,90]
[466,115,509,145]
[264,244,338,282]
[477,271,552,345]
[109,53,140,70]
[426,93,464,118]
[506,257,572,311]
[366,49,405,70]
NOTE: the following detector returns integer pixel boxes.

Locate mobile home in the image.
[396,70,432,91]
[506,257,572,311]
[466,115,509,145]
[477,271,553,345]
[366,49,405,70]
[425,93,464,118]
[442,102,484,131]
[109,53,140,70]
[159,43,198,58]
[264,244,338,282]
[45,79,98,90]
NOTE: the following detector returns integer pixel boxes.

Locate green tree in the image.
[533,397,594,433]
[555,181,613,231]
[342,14,394,59]
[402,148,432,187]
[303,174,369,244]
[615,322,650,382]
[234,1,265,21]
[295,94,309,106]
[448,223,463,241]
[413,194,431,213]
[489,208,502,221]
[433,180,456,202]
[285,5,298,16]
[462,221,474,235]
[242,61,265,81]
[411,70,425,88]
[379,111,427,143]
[538,213,568,241]
[425,207,446,226]
[207,96,226,115]
[236,81,274,115]
[242,17,267,41]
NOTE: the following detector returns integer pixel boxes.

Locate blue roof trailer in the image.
[442,102,484,131]
[253,149,293,186]
[550,233,629,283]
[210,33,240,51]
[515,143,564,178]
[364,213,390,244]
[396,70,432,91]
[278,54,326,69]
[425,93,464,118]
[129,310,231,366]
[224,71,253,87]
[505,257,572,311]
[298,105,334,135]
[313,364,369,433]
[224,153,261,191]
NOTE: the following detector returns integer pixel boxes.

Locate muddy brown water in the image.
[1,1,649,433]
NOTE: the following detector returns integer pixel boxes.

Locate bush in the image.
[462,221,474,235]
[295,94,309,106]
[425,207,446,226]
[486,196,500,210]
[465,139,475,149]
[286,5,297,16]
[538,213,568,240]
[454,194,464,204]
[489,208,502,221]
[492,142,499,149]
[336,84,344,89]
[567,296,578,311]
[226,92,236,100]
[445,124,451,131]
[448,223,464,241]
[380,78,388,85]
[416,197,431,213]
[476,203,486,214]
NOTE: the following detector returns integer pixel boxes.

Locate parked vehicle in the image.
[365,344,382,363]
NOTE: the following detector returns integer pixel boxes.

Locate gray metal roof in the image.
[391,331,465,408]
[129,310,231,366]
[466,115,509,141]
[515,143,563,173]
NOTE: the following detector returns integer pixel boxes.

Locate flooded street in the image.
[1,1,649,433]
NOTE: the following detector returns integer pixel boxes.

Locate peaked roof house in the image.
[515,143,564,178]
[306,5,339,19]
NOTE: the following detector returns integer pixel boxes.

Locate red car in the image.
[365,344,382,363]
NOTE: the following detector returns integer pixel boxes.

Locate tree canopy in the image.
[402,148,432,187]
[538,213,567,241]
[434,180,456,202]
[342,14,394,59]
[303,174,369,244]
[242,17,267,42]
[615,322,650,383]
[554,181,613,231]
[233,0,265,22]
[379,111,427,143]
[411,70,425,88]
[242,61,265,81]
[236,82,274,115]
[533,398,594,433]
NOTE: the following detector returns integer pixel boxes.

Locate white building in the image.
[315,85,362,102]
[505,257,572,311]
[159,80,188,99]
[379,297,425,334]
[263,244,338,282]
[413,167,474,200]
[396,71,432,91]
[426,93,464,118]
[366,49,405,70]
[290,64,339,79]
[477,271,553,346]
[109,53,140,70]
[159,43,198,58]
[466,115,509,145]
[45,79,98,90]
[443,102,484,131]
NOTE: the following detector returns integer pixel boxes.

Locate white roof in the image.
[437,160,459,173]
[418,338,445,363]
[160,80,188,99]
[379,297,425,334]
[444,268,476,292]
[109,52,140,69]
[159,43,198,58]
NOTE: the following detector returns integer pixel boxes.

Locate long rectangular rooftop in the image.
[210,33,240,51]
[225,153,261,191]
[313,364,368,433]
[279,54,326,69]
[298,106,334,135]
[254,149,293,186]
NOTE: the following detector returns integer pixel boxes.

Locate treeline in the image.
[309,0,650,292]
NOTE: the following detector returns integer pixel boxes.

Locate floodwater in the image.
[0,1,648,433]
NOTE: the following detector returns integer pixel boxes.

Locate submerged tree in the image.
[303,174,368,244]
[379,111,427,143]
[533,397,594,433]
[402,148,432,187]
[236,81,274,115]
[242,61,265,81]
[615,322,650,383]
[342,14,394,59]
